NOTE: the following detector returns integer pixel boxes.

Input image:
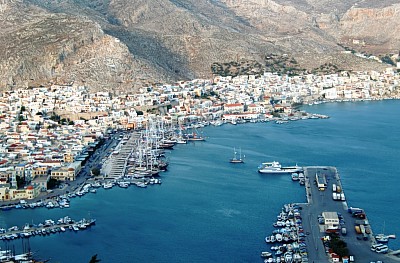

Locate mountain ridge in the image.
[0,0,398,92]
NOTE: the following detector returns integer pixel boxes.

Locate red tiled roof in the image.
[224,103,243,107]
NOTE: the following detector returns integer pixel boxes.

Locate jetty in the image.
[0,216,95,241]
[297,166,400,263]
[260,166,400,262]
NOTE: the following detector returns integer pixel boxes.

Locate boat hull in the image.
[258,169,301,174]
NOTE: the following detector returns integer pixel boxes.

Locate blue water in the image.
[1,100,400,262]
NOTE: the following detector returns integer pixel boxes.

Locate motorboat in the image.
[291,173,299,181]
[118,182,129,188]
[103,182,113,189]
[261,251,272,258]
[375,234,389,243]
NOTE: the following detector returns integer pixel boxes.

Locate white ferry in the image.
[258,161,303,174]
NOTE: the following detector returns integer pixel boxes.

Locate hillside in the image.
[0,0,398,92]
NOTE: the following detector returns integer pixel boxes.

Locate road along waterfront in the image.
[0,100,399,262]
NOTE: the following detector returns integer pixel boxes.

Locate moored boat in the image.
[258,162,303,174]
[291,173,299,181]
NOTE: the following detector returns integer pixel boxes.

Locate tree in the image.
[47,178,60,189]
[91,168,100,176]
[330,235,349,258]
[381,55,395,66]
[89,254,101,263]
[16,176,26,188]
[50,114,60,122]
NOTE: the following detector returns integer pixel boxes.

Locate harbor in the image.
[0,101,399,262]
[260,166,400,262]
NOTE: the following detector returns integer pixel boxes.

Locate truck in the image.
[360,224,366,234]
[348,207,363,214]
[340,193,346,201]
[332,183,337,192]
[355,219,369,225]
[315,173,327,190]
[332,192,338,200]
[353,212,366,219]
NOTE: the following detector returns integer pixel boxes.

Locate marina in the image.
[0,177,162,212]
[0,216,96,241]
[0,101,399,262]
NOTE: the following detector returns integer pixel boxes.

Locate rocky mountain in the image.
[0,0,399,92]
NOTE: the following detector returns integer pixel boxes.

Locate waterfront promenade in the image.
[300,166,400,262]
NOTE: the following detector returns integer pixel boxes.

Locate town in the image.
[0,68,399,202]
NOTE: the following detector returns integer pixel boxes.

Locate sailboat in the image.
[176,127,188,144]
[229,147,244,163]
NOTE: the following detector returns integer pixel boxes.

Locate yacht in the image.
[103,182,113,189]
[176,138,187,144]
[229,147,244,163]
[258,162,303,174]
[118,182,129,188]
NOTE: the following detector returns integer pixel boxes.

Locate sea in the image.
[1,100,399,262]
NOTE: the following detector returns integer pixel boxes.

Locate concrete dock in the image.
[0,217,95,241]
[299,166,400,263]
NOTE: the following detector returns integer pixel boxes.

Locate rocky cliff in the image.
[0,0,398,92]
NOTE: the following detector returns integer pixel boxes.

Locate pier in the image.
[299,166,400,262]
[0,216,95,241]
